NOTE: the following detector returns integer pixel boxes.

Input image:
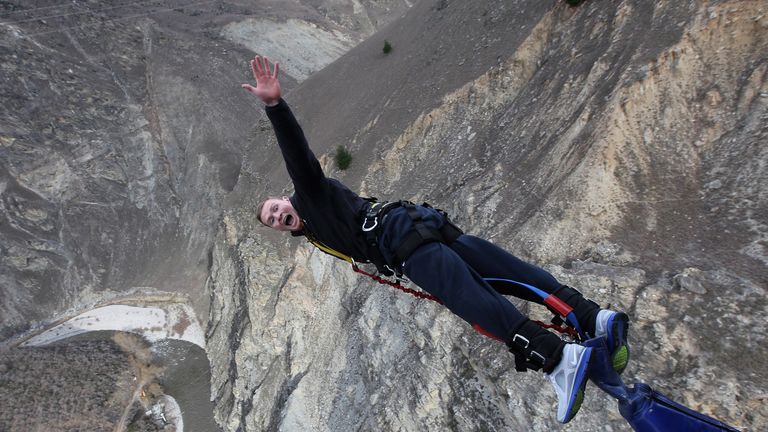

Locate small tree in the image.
[335,145,352,170]
[383,40,392,54]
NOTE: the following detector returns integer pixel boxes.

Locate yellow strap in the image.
[304,204,384,264]
[307,238,353,263]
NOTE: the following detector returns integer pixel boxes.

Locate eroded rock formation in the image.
[208,1,767,430]
[1,0,766,431]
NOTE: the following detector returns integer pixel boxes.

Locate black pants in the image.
[378,205,564,343]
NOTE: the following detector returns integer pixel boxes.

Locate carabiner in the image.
[362,217,378,232]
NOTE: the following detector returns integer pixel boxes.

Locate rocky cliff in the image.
[208,0,767,431]
[0,0,409,340]
[1,0,766,431]
[0,0,408,430]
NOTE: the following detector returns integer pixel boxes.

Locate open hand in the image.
[241,56,281,106]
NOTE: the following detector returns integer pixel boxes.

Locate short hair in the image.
[256,199,268,226]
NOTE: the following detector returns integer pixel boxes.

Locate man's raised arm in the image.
[242,56,325,193]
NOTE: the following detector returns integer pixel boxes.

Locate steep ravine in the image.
[208,1,766,431]
[1,0,765,431]
[1,1,411,430]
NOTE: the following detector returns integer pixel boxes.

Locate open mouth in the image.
[284,214,294,226]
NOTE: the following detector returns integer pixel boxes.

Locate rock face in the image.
[0,0,410,430]
[2,0,767,431]
[207,0,767,431]
[0,0,408,338]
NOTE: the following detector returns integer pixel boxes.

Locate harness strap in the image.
[361,201,402,276]
[506,321,565,373]
[307,237,353,263]
[508,333,547,372]
[392,202,463,268]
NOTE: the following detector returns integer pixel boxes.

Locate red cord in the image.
[351,264,443,304]
[534,320,580,339]
[351,264,579,339]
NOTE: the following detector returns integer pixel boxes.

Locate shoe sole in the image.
[607,312,630,374]
[562,346,593,423]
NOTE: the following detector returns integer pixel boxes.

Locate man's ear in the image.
[281,196,290,201]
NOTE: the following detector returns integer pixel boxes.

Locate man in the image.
[242,55,629,423]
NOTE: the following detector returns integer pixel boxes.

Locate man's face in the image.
[260,197,302,231]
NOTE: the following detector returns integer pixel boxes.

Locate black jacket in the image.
[265,99,371,261]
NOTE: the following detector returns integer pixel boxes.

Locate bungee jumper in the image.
[241,55,629,424]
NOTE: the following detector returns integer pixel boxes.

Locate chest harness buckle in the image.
[360,200,463,277]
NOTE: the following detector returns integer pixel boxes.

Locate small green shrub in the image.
[335,145,352,170]
[383,40,392,54]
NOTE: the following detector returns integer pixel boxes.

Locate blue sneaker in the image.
[595,310,630,374]
[547,343,593,423]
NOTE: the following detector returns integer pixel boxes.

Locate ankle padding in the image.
[552,285,601,337]
[507,321,565,373]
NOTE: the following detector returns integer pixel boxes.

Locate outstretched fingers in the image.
[242,55,281,104]
[251,56,269,79]
[253,57,264,79]
[252,55,279,80]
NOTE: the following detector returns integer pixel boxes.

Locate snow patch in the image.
[22,304,205,348]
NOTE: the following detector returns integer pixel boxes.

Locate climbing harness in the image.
[305,200,583,343]
[306,234,581,341]
[303,226,443,303]
[360,200,402,276]
[360,200,464,275]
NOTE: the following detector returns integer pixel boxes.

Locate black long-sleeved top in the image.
[265,99,371,261]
